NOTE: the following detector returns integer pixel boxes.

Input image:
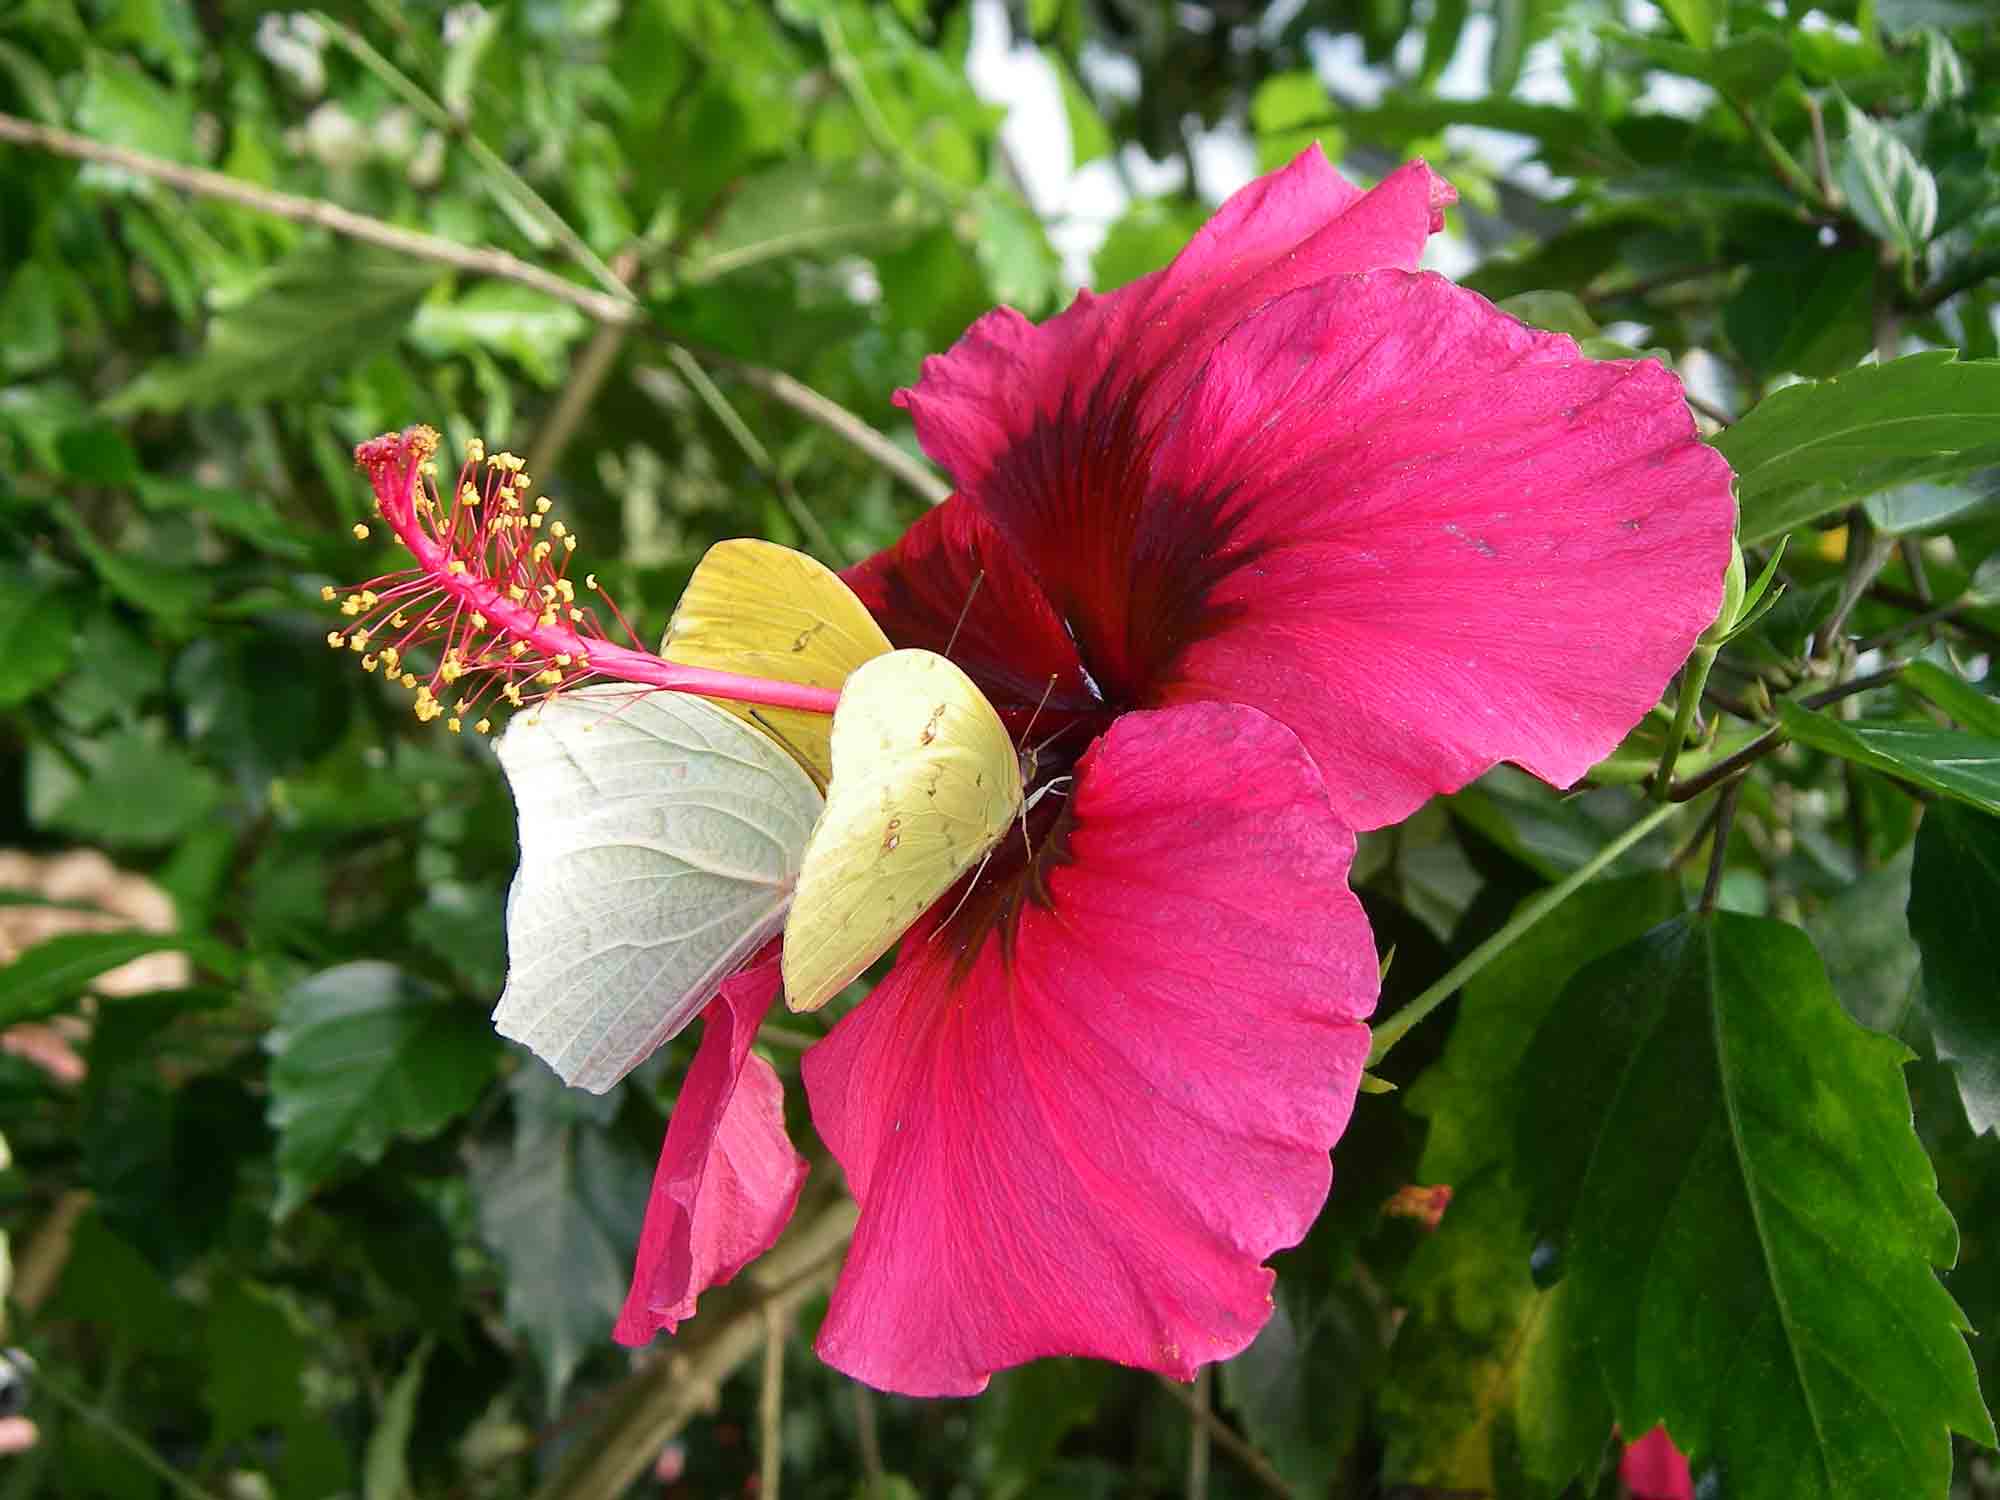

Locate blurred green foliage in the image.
[6,0,2000,1496]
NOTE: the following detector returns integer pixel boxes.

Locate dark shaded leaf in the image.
[266,962,502,1217]
[1911,803,2000,1133]
[1517,913,1992,1498]
[1779,701,2000,815]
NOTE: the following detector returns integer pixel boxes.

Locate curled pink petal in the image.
[802,702,1377,1395]
[615,943,807,1344]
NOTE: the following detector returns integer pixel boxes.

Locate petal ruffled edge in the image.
[614,943,808,1344]
[895,150,1454,502]
[802,701,1378,1395]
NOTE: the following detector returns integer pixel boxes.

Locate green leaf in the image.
[1904,661,2000,736]
[1865,477,1999,535]
[0,582,78,707]
[1716,353,2000,545]
[1910,804,2000,1133]
[106,246,442,414]
[1517,913,1993,1498]
[685,161,928,280]
[37,731,224,847]
[976,1359,1112,1499]
[974,189,1061,316]
[1225,1279,1380,1492]
[1657,0,1715,48]
[474,1067,649,1402]
[1386,879,1681,1494]
[1495,290,1600,339]
[135,475,313,557]
[1054,57,1109,167]
[1837,98,1938,262]
[266,962,502,1218]
[0,930,200,1025]
[203,1279,310,1446]
[1779,700,2000,816]
[409,284,589,388]
[1411,874,1685,1186]
[363,1339,433,1500]
[75,51,194,162]
[1092,197,1206,291]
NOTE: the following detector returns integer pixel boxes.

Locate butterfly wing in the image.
[660,538,891,786]
[493,686,824,1092]
[783,649,1023,1013]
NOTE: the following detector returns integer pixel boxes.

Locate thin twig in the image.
[714,357,953,506]
[1187,1366,1212,1500]
[1669,730,1782,802]
[1684,391,1735,428]
[0,112,952,507]
[850,1382,885,1488]
[0,112,638,323]
[1804,93,1835,205]
[760,1304,785,1500]
[1154,1377,1294,1500]
[1698,779,1743,916]
[315,11,633,304]
[31,1365,227,1500]
[1801,665,1905,711]
[528,247,643,479]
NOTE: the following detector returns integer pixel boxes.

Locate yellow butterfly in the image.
[660,538,891,787]
[782,648,1035,1013]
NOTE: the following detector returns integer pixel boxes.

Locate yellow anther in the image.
[584,573,598,590]
[349,630,370,651]
[529,513,543,530]
[568,608,583,621]
[549,521,566,539]
[537,668,562,686]
[361,590,380,607]
[553,653,573,667]
[440,660,463,684]
[446,559,468,575]
[340,599,362,617]
[574,653,590,670]
[475,718,491,735]
[420,461,439,479]
[503,683,524,706]
[466,438,485,463]
[327,631,346,649]
[381,647,401,671]
[400,672,418,689]
[471,612,488,631]
[532,542,552,563]
[352,523,370,541]
[390,612,409,629]
[562,535,577,552]
[494,451,524,473]
[507,586,527,603]
[537,609,558,629]
[509,641,529,658]
[535,496,552,514]
[320,585,337,602]
[447,717,462,734]
[556,579,575,601]
[360,653,378,672]
[460,482,479,505]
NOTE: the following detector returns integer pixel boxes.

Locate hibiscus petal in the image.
[895,149,1452,507]
[801,702,1377,1395]
[1149,272,1737,827]
[843,495,1099,732]
[614,943,808,1344]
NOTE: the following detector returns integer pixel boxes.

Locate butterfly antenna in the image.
[942,570,985,659]
[749,707,826,794]
[933,847,996,940]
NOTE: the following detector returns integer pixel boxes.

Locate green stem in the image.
[31,1363,227,1500]
[1367,799,1681,1065]
[313,13,635,306]
[1652,643,1720,798]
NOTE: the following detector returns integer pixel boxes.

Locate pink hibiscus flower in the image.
[609,146,1736,1395]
